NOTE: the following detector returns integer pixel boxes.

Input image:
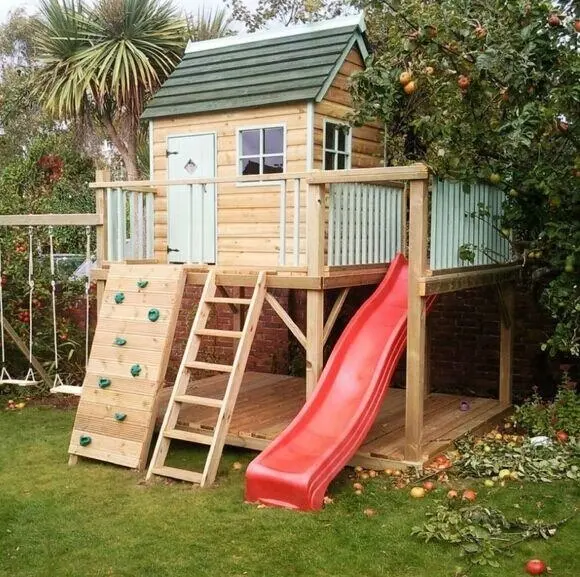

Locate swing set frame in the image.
[0,212,102,394]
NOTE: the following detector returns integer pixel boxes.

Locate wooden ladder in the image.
[146,270,267,486]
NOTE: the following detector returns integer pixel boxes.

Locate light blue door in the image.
[167,133,216,263]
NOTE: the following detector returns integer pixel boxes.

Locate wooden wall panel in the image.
[313,48,383,172]
[151,103,308,264]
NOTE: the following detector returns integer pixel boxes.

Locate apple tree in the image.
[350,0,580,357]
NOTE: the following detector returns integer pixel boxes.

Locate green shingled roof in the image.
[142,17,368,120]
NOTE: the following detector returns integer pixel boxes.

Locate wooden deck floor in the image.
[159,372,509,468]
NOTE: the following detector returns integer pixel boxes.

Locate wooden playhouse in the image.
[66,15,519,483]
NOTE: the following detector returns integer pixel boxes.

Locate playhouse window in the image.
[239,127,285,176]
[324,122,351,170]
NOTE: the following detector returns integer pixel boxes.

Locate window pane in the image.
[324,151,335,170]
[241,130,260,156]
[337,153,347,170]
[263,155,283,174]
[241,157,260,175]
[337,128,349,152]
[325,124,336,150]
[264,127,283,154]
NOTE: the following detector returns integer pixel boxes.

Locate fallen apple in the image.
[462,489,477,502]
[447,490,458,499]
[422,481,435,492]
[353,482,363,491]
[556,430,569,443]
[484,479,495,488]
[410,487,426,499]
[525,559,548,575]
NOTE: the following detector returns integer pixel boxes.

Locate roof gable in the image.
[142,15,368,120]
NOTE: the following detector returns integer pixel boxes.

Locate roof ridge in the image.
[184,13,365,55]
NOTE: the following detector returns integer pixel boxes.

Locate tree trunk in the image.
[100,112,141,180]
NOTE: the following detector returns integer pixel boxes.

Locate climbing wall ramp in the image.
[68,264,186,470]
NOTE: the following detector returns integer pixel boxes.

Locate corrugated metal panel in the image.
[430,178,511,270]
[142,25,362,120]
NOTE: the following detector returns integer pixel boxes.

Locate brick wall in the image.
[165,281,559,401]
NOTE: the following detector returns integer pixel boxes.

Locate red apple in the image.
[525,559,548,575]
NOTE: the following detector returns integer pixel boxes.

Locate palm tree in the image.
[187,6,235,42]
[34,0,188,179]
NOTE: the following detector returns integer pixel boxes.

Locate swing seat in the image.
[0,367,40,387]
[50,384,82,396]
[0,378,41,386]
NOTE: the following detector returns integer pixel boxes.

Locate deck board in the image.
[158,371,506,467]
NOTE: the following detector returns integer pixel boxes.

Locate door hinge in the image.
[166,150,178,157]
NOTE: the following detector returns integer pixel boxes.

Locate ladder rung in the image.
[174,394,223,408]
[187,361,233,373]
[164,428,214,445]
[151,466,203,484]
[196,328,243,339]
[206,297,252,306]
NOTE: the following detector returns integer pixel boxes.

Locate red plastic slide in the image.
[246,254,423,510]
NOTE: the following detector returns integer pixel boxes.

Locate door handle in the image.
[166,246,179,253]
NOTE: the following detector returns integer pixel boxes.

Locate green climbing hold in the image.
[114,292,125,304]
[98,377,111,389]
[79,435,92,447]
[130,364,142,377]
[148,308,160,322]
[114,337,127,346]
[136,280,149,289]
[114,412,127,422]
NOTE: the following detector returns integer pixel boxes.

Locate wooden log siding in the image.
[327,183,402,266]
[106,187,155,261]
[313,49,384,171]
[429,179,511,270]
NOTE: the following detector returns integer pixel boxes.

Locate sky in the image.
[0,0,257,24]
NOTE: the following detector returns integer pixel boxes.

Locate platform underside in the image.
[159,372,509,469]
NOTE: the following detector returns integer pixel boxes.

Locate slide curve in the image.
[245,254,430,511]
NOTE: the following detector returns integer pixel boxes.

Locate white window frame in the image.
[323,119,352,171]
[236,124,287,185]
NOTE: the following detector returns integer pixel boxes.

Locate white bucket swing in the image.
[0,227,41,387]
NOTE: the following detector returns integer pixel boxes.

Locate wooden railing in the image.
[105,186,155,262]
[327,182,404,266]
[429,179,512,270]
[89,165,432,272]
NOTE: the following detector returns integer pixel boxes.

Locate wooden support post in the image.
[405,178,429,463]
[401,183,409,258]
[94,168,110,266]
[499,282,515,406]
[95,280,106,314]
[306,183,326,396]
[3,317,51,386]
[323,288,349,345]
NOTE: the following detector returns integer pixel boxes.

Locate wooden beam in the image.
[0,214,102,227]
[88,166,428,189]
[95,168,110,266]
[401,183,409,258]
[3,317,51,386]
[323,288,349,345]
[307,164,429,184]
[405,178,429,462]
[499,283,515,406]
[306,290,324,397]
[265,292,306,349]
[496,283,512,329]
[419,265,520,296]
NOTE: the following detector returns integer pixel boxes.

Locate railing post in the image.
[405,177,430,463]
[305,182,326,397]
[94,168,110,313]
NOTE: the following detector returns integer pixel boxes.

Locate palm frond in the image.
[187,5,235,42]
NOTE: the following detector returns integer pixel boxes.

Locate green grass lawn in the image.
[0,406,578,577]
